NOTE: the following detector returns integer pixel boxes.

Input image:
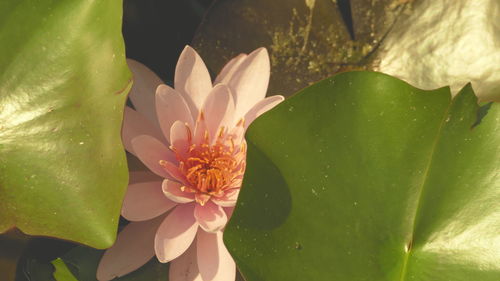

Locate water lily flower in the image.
[96,46,284,281]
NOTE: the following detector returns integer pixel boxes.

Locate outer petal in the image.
[122,107,165,156]
[194,201,228,233]
[196,231,236,281]
[228,48,270,119]
[168,242,203,281]
[156,85,194,143]
[96,215,165,281]
[131,135,176,179]
[121,181,177,221]
[201,84,235,142]
[214,53,247,85]
[243,95,285,129]
[155,203,199,263]
[162,179,195,203]
[175,46,212,116]
[127,59,163,126]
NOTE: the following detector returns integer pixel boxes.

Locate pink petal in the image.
[156,85,194,143]
[243,95,284,129]
[170,120,191,160]
[196,231,236,281]
[201,84,235,142]
[162,179,195,203]
[211,189,240,207]
[193,114,208,146]
[129,170,162,185]
[194,201,228,233]
[155,203,199,263]
[175,46,212,116]
[131,135,176,179]
[121,181,177,221]
[159,160,187,184]
[195,193,211,206]
[127,59,163,127]
[168,242,203,281]
[214,53,247,85]
[228,48,270,119]
[96,215,165,281]
[122,107,165,156]
[227,122,245,145]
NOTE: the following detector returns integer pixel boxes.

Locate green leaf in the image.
[52,259,78,281]
[226,72,500,280]
[0,0,131,248]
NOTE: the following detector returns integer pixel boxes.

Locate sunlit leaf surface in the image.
[0,0,131,248]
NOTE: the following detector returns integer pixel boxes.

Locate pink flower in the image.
[96,46,284,281]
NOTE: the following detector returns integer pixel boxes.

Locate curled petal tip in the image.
[251,47,269,57]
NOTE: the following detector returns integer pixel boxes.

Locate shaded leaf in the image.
[194,0,499,101]
[192,0,407,96]
[226,72,500,280]
[19,258,55,281]
[193,0,352,96]
[0,230,30,281]
[349,0,408,45]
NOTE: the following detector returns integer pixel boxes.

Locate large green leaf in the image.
[0,0,131,248]
[225,72,500,280]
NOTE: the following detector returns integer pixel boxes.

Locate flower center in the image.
[176,128,246,197]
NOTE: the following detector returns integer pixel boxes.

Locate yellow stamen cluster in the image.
[178,127,246,197]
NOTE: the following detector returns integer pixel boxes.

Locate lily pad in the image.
[225,72,500,280]
[0,0,131,248]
